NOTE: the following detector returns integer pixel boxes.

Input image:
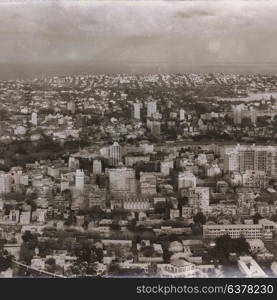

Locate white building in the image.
[203,224,263,239]
[157,259,196,278]
[147,101,157,117]
[93,159,102,174]
[133,103,141,120]
[247,239,265,254]
[224,152,239,172]
[20,211,31,225]
[233,104,244,125]
[238,256,267,277]
[161,160,174,176]
[109,142,122,166]
[0,172,12,194]
[75,169,85,191]
[180,109,185,121]
[108,168,137,194]
[31,112,38,126]
[178,171,196,190]
[206,164,221,177]
[140,172,157,195]
[197,154,207,166]
[250,107,257,124]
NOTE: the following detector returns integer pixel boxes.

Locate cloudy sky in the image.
[0,0,277,77]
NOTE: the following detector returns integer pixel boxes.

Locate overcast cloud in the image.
[0,0,277,76]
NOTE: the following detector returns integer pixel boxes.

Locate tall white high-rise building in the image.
[233,105,244,125]
[149,120,161,136]
[180,109,185,121]
[67,100,76,114]
[93,159,102,174]
[223,144,276,175]
[75,169,85,191]
[109,142,122,166]
[161,160,174,176]
[0,171,12,194]
[31,112,38,126]
[68,157,80,169]
[147,101,157,117]
[133,103,141,120]
[250,107,257,124]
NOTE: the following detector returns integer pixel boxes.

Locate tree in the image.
[271,214,277,222]
[22,231,37,244]
[0,249,13,272]
[19,243,35,265]
[88,206,106,222]
[193,212,206,225]
[110,222,120,231]
[142,246,154,257]
[154,201,167,214]
[110,208,128,220]
[213,235,250,259]
[82,220,89,230]
[108,262,121,275]
[178,196,188,210]
[162,248,171,263]
[65,261,98,277]
[45,257,56,266]
[0,109,10,121]
[253,212,263,224]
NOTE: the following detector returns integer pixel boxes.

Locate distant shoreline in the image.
[1,63,277,81]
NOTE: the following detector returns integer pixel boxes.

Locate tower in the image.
[0,172,12,194]
[109,142,122,166]
[147,101,157,117]
[93,159,102,174]
[150,120,161,136]
[75,169,84,191]
[233,105,243,125]
[67,100,76,114]
[133,103,141,120]
[250,107,257,124]
[180,109,185,121]
[31,112,38,126]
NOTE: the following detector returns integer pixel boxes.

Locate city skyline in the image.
[2,0,277,281]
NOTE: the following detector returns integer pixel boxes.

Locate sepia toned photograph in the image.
[1,0,277,285]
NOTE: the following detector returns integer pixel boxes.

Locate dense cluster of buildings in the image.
[1,73,277,277]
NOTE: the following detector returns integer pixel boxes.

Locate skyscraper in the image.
[75,169,85,191]
[0,171,12,194]
[180,109,185,121]
[147,101,157,117]
[223,145,275,174]
[31,112,38,126]
[250,107,257,124]
[223,152,239,172]
[133,103,141,120]
[233,105,243,125]
[93,159,102,174]
[109,142,122,166]
[67,100,76,114]
[150,120,161,136]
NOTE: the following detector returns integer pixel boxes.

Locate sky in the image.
[0,0,277,77]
